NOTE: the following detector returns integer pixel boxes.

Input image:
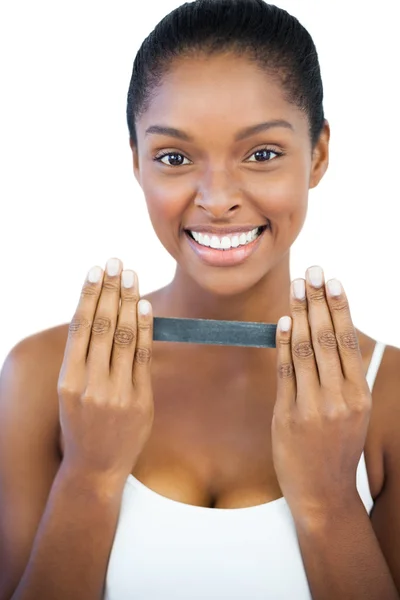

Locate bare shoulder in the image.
[0,323,70,449]
[6,321,70,361]
[0,324,69,598]
[6,322,70,398]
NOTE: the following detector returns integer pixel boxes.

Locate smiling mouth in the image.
[185,225,269,250]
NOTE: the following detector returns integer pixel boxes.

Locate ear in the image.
[309,119,330,189]
[129,138,141,187]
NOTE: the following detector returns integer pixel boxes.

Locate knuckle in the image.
[321,403,348,420]
[69,315,91,335]
[122,289,140,303]
[114,325,136,346]
[92,316,112,335]
[317,329,337,350]
[308,288,326,303]
[278,336,291,348]
[291,302,306,314]
[330,298,349,314]
[300,409,318,424]
[58,381,80,398]
[293,339,314,359]
[350,385,372,411]
[80,387,104,404]
[352,400,370,415]
[81,285,99,299]
[135,346,152,365]
[138,319,153,332]
[102,279,120,293]
[337,329,358,351]
[278,361,295,380]
[273,408,294,427]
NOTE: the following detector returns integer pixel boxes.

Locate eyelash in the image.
[153,147,284,167]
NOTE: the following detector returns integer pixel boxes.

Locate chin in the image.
[185,265,269,299]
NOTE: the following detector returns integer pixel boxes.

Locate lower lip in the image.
[184,227,269,267]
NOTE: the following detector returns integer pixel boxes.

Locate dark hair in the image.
[127,0,325,151]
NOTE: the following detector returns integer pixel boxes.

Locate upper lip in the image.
[184,224,269,235]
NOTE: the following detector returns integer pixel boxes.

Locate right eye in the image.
[154,152,192,167]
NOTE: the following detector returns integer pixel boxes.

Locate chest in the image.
[133,359,283,508]
[130,339,385,509]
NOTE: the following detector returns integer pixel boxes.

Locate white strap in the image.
[366,341,386,391]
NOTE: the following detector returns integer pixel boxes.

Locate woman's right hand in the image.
[57,257,154,488]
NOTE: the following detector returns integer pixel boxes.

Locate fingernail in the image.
[278,316,292,332]
[122,270,135,288]
[327,279,342,296]
[106,258,120,277]
[88,266,102,283]
[307,266,323,288]
[293,279,306,300]
[138,299,151,315]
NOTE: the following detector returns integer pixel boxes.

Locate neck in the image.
[159,253,293,326]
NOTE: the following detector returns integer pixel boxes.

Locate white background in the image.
[0,0,398,368]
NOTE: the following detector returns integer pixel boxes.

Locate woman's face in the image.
[132,52,330,296]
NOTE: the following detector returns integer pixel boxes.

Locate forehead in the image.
[136,53,307,138]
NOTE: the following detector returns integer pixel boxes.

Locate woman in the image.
[0,1,399,599]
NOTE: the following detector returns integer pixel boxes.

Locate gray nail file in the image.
[153,317,277,348]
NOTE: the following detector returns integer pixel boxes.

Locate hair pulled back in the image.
[127,0,325,150]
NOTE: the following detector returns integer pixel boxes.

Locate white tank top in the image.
[104,341,386,600]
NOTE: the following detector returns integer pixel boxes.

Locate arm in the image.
[12,465,123,600]
[294,493,399,600]
[0,335,123,600]
[272,269,400,599]
[291,344,400,600]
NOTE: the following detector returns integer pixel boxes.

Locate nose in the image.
[194,168,241,218]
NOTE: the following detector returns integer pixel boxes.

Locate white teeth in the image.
[190,227,263,250]
[221,236,231,250]
[210,236,220,249]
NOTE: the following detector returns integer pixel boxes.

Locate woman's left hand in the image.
[272,265,372,523]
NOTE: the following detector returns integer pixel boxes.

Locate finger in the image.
[290,278,320,395]
[110,269,140,387]
[62,265,105,376]
[305,266,343,389]
[275,315,296,414]
[325,277,364,384]
[132,299,153,393]
[86,258,123,378]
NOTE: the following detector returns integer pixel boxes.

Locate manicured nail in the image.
[106,258,120,276]
[138,299,151,315]
[87,266,102,283]
[293,279,306,300]
[278,316,292,332]
[327,279,342,296]
[307,266,323,288]
[122,270,135,288]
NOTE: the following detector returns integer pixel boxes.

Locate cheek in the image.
[246,167,308,220]
[140,166,194,249]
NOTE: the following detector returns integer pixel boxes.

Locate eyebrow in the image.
[145,119,294,143]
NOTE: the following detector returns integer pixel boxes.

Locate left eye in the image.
[156,153,191,167]
[247,149,280,162]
